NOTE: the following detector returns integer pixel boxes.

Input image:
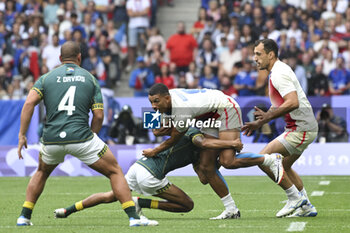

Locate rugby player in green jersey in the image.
[54,127,244,219]
[16,41,157,227]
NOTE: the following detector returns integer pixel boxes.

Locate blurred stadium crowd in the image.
[1,0,350,100]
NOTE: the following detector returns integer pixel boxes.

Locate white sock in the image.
[221,193,237,212]
[262,154,274,166]
[285,185,300,201]
[300,188,310,203]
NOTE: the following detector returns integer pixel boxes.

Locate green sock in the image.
[20,207,32,219]
[124,206,139,219]
[20,201,34,219]
[65,205,77,217]
[122,201,139,219]
[65,201,84,217]
[138,198,152,208]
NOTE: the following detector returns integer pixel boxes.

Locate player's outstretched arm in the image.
[143,127,185,157]
[18,89,41,159]
[192,134,243,152]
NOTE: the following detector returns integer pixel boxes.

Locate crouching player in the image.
[54,128,243,219]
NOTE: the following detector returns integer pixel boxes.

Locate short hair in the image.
[149,83,170,96]
[60,41,81,61]
[254,39,278,58]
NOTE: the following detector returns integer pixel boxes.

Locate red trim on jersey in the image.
[295,131,307,148]
[284,131,291,139]
[285,113,297,130]
[283,128,296,139]
[195,111,220,121]
[227,98,242,126]
[224,108,228,129]
[269,79,297,130]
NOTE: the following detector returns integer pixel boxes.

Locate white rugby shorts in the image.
[277,129,317,155]
[200,97,243,137]
[125,163,171,196]
[40,133,107,165]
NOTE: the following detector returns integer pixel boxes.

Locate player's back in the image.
[136,128,201,179]
[170,89,232,118]
[33,64,102,144]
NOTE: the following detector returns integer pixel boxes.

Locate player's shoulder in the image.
[38,65,65,83]
[271,60,294,78]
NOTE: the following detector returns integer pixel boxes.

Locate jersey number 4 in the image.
[58,86,76,115]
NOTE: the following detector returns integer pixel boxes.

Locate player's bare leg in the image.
[282,154,317,217]
[54,191,117,218]
[17,157,58,226]
[89,149,132,204]
[89,148,158,226]
[55,184,194,219]
[198,135,240,219]
[259,139,310,217]
[199,148,228,198]
[193,161,209,185]
[152,184,194,212]
[218,130,265,168]
[282,154,304,190]
[82,191,117,208]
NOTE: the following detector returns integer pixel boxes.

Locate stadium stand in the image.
[1,0,350,99]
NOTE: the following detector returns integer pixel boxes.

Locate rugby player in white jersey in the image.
[243,39,318,217]
[143,84,285,219]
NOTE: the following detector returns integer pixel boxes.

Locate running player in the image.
[16,41,157,227]
[54,128,243,218]
[243,38,318,217]
[143,84,284,218]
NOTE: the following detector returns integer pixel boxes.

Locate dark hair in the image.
[254,39,278,58]
[149,83,170,96]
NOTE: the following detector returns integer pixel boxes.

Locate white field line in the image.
[319,181,331,185]
[311,191,325,196]
[286,222,307,232]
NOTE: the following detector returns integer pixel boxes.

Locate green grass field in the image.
[1,176,350,233]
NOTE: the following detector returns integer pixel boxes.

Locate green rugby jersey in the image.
[32,63,103,145]
[136,128,202,180]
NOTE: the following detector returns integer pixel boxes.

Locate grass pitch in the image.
[1,176,350,233]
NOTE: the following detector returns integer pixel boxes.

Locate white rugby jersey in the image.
[269,60,318,131]
[168,89,240,132]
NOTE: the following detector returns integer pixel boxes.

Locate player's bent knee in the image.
[195,169,209,184]
[198,176,209,185]
[199,164,216,177]
[181,197,194,212]
[219,156,238,169]
[185,200,194,212]
[102,191,117,203]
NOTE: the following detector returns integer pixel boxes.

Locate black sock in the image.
[65,205,78,217]
[138,198,152,208]
[20,207,32,219]
[124,206,139,219]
